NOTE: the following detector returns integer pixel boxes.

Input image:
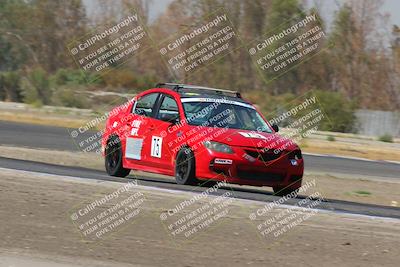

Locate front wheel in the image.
[175,148,198,185]
[105,137,130,177]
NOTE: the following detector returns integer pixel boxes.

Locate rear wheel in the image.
[105,137,130,177]
[175,148,198,185]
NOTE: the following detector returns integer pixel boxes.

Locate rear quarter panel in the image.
[102,99,135,155]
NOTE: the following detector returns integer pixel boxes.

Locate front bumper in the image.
[195,145,304,187]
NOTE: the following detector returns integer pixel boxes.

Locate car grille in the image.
[237,170,285,182]
[244,149,283,162]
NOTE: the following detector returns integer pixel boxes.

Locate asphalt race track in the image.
[0,121,400,218]
[1,120,399,179]
[1,120,400,219]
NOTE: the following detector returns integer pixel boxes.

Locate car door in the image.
[124,92,160,167]
[144,93,181,172]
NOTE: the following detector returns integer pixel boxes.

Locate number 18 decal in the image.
[151,136,163,158]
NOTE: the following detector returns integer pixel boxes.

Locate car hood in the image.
[207,127,298,150]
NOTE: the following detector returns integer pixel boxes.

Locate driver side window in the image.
[133,93,159,117]
[157,95,179,122]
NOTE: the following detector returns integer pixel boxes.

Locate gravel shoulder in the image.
[0,168,399,267]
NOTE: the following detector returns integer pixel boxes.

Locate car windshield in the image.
[182,100,273,133]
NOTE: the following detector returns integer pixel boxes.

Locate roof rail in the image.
[155,83,183,90]
[155,83,242,98]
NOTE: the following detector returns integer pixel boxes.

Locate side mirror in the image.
[160,113,180,124]
[272,123,279,132]
[171,116,180,125]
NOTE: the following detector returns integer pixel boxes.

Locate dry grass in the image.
[0,112,89,129]
[300,139,400,162]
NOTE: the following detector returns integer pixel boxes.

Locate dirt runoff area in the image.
[0,167,399,267]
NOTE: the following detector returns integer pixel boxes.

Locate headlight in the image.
[203,141,234,154]
[288,149,302,160]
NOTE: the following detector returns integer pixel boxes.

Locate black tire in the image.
[105,136,130,178]
[175,147,198,185]
[273,186,300,197]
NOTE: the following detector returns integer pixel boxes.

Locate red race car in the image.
[102,83,303,196]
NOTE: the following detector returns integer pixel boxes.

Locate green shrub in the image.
[51,68,88,86]
[0,71,23,101]
[21,68,52,105]
[313,90,356,133]
[244,90,357,133]
[102,69,137,89]
[327,135,336,141]
[51,85,89,109]
[353,190,371,196]
[378,134,393,143]
[101,69,157,91]
[0,75,4,100]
